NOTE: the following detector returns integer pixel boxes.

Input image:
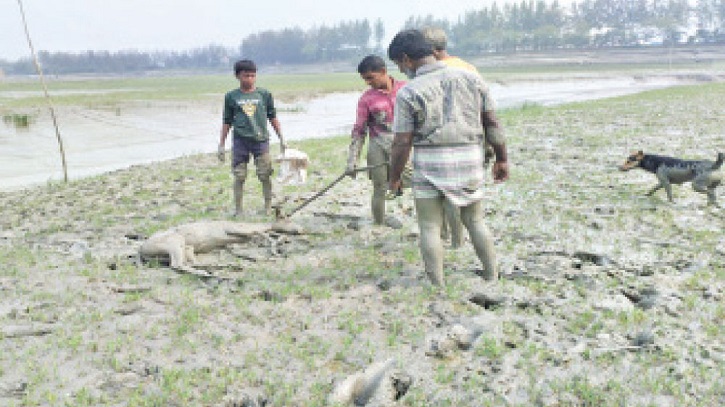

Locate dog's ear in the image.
[636,150,644,158]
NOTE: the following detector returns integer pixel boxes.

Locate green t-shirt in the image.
[223,87,276,141]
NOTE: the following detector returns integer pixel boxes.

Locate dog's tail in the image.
[712,152,724,170]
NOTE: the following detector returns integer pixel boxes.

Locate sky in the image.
[1,0,575,61]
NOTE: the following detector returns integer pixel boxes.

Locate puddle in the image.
[0,76,690,191]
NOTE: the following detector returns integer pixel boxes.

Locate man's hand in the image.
[217,144,225,162]
[345,164,357,179]
[278,135,287,155]
[346,137,363,178]
[492,161,509,183]
[387,179,402,199]
[484,143,495,165]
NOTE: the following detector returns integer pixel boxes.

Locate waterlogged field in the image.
[0,80,724,406]
[0,72,366,109]
[0,69,374,190]
[2,44,725,110]
[0,47,725,194]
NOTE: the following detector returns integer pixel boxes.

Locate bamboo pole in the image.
[16,0,69,183]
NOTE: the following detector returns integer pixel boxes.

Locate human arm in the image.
[269,117,286,154]
[346,137,365,178]
[265,91,285,154]
[389,89,415,192]
[219,94,233,162]
[388,132,413,193]
[346,96,370,176]
[218,124,231,162]
[481,110,508,182]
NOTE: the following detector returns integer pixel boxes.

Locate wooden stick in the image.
[17,0,69,183]
[282,162,388,219]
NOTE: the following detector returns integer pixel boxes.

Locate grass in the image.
[1,74,725,405]
[474,335,506,360]
[2,113,33,127]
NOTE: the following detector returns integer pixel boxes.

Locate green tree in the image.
[374,18,385,52]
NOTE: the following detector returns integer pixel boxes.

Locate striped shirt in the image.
[393,62,495,146]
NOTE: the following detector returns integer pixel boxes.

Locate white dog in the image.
[276,148,309,185]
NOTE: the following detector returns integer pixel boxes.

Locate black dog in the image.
[619,151,723,206]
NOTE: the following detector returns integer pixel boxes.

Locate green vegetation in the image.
[2,113,33,127]
[1,78,724,406]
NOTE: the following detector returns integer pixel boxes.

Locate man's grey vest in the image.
[404,64,488,147]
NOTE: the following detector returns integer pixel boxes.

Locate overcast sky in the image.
[1,0,575,61]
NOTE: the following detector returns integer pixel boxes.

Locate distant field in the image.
[1,45,724,110]
[471,43,725,75]
[0,72,367,109]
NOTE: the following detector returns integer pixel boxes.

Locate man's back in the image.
[395,62,491,146]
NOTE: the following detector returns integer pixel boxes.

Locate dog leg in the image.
[184,245,196,266]
[707,189,718,206]
[168,243,188,269]
[646,184,663,197]
[170,243,212,277]
[706,181,720,207]
[664,183,674,202]
[140,232,186,268]
[172,264,213,278]
[655,167,674,202]
[693,173,720,206]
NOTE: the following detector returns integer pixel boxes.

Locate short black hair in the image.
[357,55,386,74]
[388,29,433,61]
[234,59,257,75]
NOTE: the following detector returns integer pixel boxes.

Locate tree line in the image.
[2,0,724,75]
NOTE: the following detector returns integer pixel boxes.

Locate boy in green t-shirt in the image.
[218,59,286,217]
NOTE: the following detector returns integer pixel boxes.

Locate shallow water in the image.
[0,75,688,191]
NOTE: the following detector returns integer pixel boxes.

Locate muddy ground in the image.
[1,74,725,405]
